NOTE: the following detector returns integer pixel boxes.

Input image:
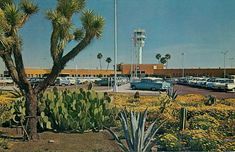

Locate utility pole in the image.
[181,53,184,77]
[113,0,118,92]
[221,51,228,78]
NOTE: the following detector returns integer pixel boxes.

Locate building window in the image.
[153,66,157,69]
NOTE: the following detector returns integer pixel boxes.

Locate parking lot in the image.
[174,84,235,99]
[1,82,235,99]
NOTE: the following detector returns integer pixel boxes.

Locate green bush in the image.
[158,133,181,151]
[189,114,219,130]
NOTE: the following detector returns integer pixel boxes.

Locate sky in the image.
[1,0,235,73]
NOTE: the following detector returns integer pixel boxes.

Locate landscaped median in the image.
[0,89,234,151]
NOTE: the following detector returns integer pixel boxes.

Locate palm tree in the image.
[165,54,171,69]
[160,57,167,66]
[155,53,161,63]
[105,57,112,70]
[97,52,103,70]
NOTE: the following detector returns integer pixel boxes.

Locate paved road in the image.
[1,83,235,99]
[112,83,235,99]
[174,84,235,99]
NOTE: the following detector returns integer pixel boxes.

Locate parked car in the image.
[225,79,235,92]
[210,78,231,90]
[0,77,14,84]
[29,77,44,86]
[55,77,70,86]
[205,78,217,89]
[66,77,76,85]
[195,77,209,87]
[130,77,171,91]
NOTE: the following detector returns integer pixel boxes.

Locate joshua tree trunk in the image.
[25,89,38,140]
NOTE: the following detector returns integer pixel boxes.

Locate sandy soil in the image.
[5,131,120,152]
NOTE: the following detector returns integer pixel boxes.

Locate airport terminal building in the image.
[2,64,235,78]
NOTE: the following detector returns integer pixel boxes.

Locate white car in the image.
[206,78,216,89]
[225,79,235,92]
[211,78,231,90]
[195,78,209,87]
[0,77,14,84]
[65,77,76,85]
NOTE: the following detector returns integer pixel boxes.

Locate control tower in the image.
[133,29,146,64]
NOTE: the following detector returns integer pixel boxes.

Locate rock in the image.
[48,140,55,143]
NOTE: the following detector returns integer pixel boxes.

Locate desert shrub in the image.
[158,133,182,151]
[204,95,216,106]
[189,114,219,130]
[0,138,9,149]
[181,129,221,151]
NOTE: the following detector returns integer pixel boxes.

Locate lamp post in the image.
[181,53,184,77]
[113,0,118,92]
[221,51,228,78]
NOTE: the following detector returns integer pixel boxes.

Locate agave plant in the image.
[159,87,177,113]
[107,109,166,152]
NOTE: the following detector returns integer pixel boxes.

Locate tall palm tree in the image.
[165,54,171,69]
[97,52,103,70]
[105,57,112,70]
[155,53,161,63]
[160,57,167,66]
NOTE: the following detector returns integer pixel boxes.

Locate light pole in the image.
[181,53,184,77]
[221,51,228,78]
[113,0,118,92]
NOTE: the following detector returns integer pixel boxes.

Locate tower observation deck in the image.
[133,29,146,64]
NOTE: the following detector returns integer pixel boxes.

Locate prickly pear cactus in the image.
[38,88,113,132]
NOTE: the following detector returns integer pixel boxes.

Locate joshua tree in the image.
[0,0,104,140]
[105,57,112,70]
[165,54,171,69]
[97,52,103,70]
[155,53,161,63]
